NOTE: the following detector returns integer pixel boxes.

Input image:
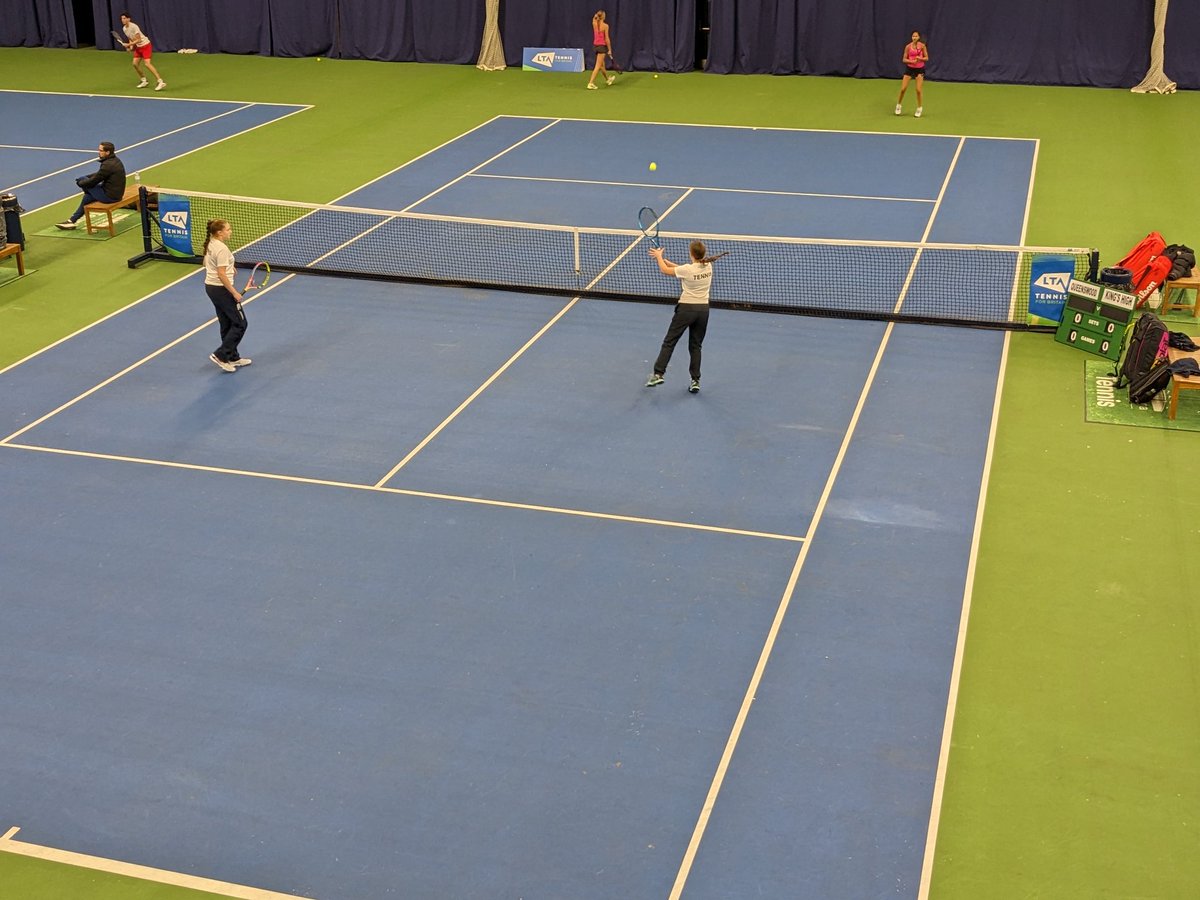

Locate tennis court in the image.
[1,112,1052,898]
[0,89,309,214]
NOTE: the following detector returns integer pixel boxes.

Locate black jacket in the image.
[77,154,127,201]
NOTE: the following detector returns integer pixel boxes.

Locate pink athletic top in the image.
[905,43,926,68]
[593,26,606,46]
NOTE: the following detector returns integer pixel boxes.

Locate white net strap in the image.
[476,0,506,71]
[1132,0,1176,94]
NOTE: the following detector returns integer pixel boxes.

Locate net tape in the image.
[145,187,1096,329]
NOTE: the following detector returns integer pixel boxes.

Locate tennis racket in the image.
[243,261,271,294]
[111,30,129,49]
[638,207,661,250]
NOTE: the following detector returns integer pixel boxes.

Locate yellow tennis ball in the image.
[316,57,323,62]
[649,162,657,171]
[654,74,659,79]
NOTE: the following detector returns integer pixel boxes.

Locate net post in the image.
[574,228,581,274]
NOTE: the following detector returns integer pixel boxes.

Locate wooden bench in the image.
[1161,266,1200,318]
[84,185,141,238]
[0,242,24,277]
[1166,341,1200,420]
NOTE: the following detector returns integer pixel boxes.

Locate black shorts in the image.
[594,45,607,55]
[905,66,925,78]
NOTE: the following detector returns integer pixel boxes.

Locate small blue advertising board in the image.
[1028,254,1077,324]
[522,48,585,72]
[157,195,194,258]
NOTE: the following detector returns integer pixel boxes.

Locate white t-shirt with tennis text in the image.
[122,22,150,47]
[204,239,236,287]
[673,261,713,304]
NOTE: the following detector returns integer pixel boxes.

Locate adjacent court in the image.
[3,114,1054,898]
[0,89,309,213]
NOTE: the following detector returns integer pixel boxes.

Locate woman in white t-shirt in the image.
[202,219,250,373]
[645,241,725,393]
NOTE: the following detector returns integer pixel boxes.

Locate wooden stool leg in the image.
[16,249,24,276]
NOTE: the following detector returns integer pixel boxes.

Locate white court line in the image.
[470,172,936,204]
[918,139,1040,898]
[321,112,528,206]
[7,104,254,194]
[0,830,315,900]
[15,104,313,214]
[0,87,308,107]
[0,143,96,153]
[1,442,803,543]
[497,112,1041,143]
[0,276,293,446]
[670,135,970,897]
[669,316,903,899]
[916,330,1011,899]
[371,187,695,486]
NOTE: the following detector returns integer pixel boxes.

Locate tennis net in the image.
[131,187,1097,330]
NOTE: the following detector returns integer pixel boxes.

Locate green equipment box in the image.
[1054,279,1135,362]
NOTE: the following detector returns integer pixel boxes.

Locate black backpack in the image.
[1129,361,1172,404]
[1115,312,1168,389]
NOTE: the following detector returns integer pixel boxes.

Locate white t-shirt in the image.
[122,22,150,47]
[673,261,713,304]
[204,239,236,287]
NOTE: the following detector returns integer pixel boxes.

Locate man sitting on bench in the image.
[55,141,127,230]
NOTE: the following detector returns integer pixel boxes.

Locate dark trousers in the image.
[70,184,116,222]
[205,282,247,362]
[654,303,709,381]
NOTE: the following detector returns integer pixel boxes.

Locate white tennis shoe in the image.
[894,104,902,115]
[155,81,166,91]
[137,78,148,88]
[915,106,923,118]
[209,354,236,373]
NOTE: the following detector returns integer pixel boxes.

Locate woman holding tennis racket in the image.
[586,10,615,90]
[202,219,250,373]
[645,241,726,394]
[895,31,928,118]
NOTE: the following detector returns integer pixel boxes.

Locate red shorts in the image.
[133,42,153,60]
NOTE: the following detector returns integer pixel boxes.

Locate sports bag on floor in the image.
[1116,311,1168,388]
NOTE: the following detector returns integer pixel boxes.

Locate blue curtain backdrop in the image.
[0,0,76,48]
[707,0,1157,86]
[1,0,1195,90]
[499,1,695,72]
[92,0,272,56]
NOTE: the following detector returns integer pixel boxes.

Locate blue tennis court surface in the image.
[1,116,1029,898]
[0,90,309,212]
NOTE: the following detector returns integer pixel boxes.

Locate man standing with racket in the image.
[118,13,166,91]
[645,241,725,394]
[202,219,251,373]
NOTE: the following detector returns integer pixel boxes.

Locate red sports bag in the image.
[1116,232,1173,305]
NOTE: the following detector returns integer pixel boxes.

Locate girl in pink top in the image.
[587,11,615,90]
[895,31,928,118]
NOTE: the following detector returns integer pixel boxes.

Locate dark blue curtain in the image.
[336,1,482,63]
[1165,0,1200,90]
[500,1,694,72]
[6,0,1199,91]
[0,0,76,48]
[708,0,1157,88]
[91,0,271,55]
